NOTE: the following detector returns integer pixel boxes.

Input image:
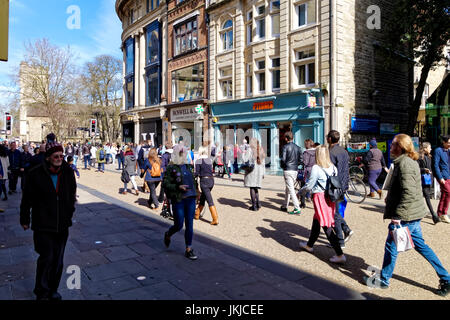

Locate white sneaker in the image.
[440,215,450,224]
[329,255,346,264]
[299,241,314,254]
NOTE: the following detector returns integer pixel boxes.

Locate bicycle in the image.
[346,171,367,204]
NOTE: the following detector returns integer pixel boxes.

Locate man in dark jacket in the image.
[280,131,303,215]
[327,130,353,248]
[20,141,77,300]
[434,135,450,223]
[20,145,33,191]
[8,141,22,194]
[158,144,173,203]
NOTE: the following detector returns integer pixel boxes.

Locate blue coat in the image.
[8,149,22,170]
[433,147,450,181]
[143,159,161,182]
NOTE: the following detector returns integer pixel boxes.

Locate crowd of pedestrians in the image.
[3,129,449,300]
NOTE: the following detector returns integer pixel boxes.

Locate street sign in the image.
[0,0,9,62]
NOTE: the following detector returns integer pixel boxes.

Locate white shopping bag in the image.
[382,164,395,190]
[392,224,415,252]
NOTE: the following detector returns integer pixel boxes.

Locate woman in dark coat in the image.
[143,148,162,210]
[418,142,439,224]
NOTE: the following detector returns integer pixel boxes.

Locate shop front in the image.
[122,121,135,144]
[211,91,324,174]
[139,118,163,147]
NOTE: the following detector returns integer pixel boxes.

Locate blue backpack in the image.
[99,149,105,161]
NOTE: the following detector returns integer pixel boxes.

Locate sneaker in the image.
[344,230,354,243]
[437,280,450,297]
[329,255,346,264]
[164,232,171,248]
[280,206,287,212]
[440,215,450,224]
[363,275,389,289]
[299,241,314,254]
[185,249,198,260]
[288,209,302,215]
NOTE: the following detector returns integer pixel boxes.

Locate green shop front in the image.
[211,91,325,175]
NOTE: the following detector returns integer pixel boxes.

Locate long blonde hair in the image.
[394,134,419,161]
[419,142,431,160]
[316,145,332,168]
[148,148,161,165]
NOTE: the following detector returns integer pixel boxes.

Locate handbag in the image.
[421,173,432,186]
[240,160,255,174]
[392,224,415,252]
[121,170,130,183]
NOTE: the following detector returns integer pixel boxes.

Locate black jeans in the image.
[199,177,215,207]
[0,180,7,198]
[33,230,69,299]
[148,181,160,208]
[307,219,343,256]
[423,187,438,218]
[250,187,260,208]
[8,169,20,192]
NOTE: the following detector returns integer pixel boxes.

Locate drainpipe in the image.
[206,11,211,146]
[329,0,334,133]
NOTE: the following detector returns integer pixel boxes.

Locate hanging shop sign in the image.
[308,95,317,107]
[347,142,370,153]
[171,106,201,122]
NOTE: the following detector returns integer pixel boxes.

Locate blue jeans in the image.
[117,157,124,170]
[97,163,105,171]
[368,169,382,193]
[167,197,196,247]
[83,155,91,169]
[380,220,450,286]
[73,155,78,167]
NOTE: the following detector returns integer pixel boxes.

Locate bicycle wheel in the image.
[346,176,367,204]
[349,166,365,180]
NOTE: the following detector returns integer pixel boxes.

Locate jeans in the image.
[284,170,300,210]
[380,220,450,286]
[148,181,160,208]
[97,163,105,172]
[368,169,382,193]
[83,155,91,169]
[437,179,450,217]
[168,197,196,247]
[117,157,124,170]
[333,198,351,245]
[73,155,78,167]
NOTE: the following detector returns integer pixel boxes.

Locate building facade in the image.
[116,0,168,146]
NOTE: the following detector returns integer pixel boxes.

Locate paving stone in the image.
[110,287,155,300]
[221,282,294,300]
[140,281,191,300]
[81,275,141,297]
[99,245,140,262]
[0,285,12,300]
[127,242,159,256]
[273,281,329,300]
[101,232,146,246]
[10,277,35,300]
[84,259,148,282]
[65,250,110,268]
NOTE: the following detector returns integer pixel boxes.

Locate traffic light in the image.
[5,113,12,135]
[90,119,97,136]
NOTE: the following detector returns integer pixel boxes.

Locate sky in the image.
[0,0,123,107]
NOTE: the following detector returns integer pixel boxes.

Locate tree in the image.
[387,1,450,135]
[81,55,122,143]
[16,39,77,139]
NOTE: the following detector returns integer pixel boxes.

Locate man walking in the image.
[82,141,91,170]
[280,131,303,215]
[8,141,22,194]
[327,130,353,248]
[20,140,77,300]
[434,135,450,223]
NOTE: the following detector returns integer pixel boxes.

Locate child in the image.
[67,156,80,179]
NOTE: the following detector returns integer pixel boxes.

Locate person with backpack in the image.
[82,141,91,170]
[418,142,439,224]
[96,144,106,173]
[433,135,450,223]
[299,145,346,264]
[364,134,450,297]
[158,143,173,204]
[143,148,162,210]
[122,146,139,196]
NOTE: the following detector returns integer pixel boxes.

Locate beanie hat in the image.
[369,139,377,148]
[45,142,64,157]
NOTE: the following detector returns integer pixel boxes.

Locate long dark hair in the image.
[0,145,7,157]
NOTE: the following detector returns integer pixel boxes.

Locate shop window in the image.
[125,38,134,76]
[171,63,204,102]
[146,28,159,65]
[256,59,265,93]
[220,20,233,51]
[271,58,280,92]
[146,70,159,106]
[174,19,198,56]
[126,76,134,109]
[124,37,135,110]
[219,66,233,100]
[294,0,315,28]
[246,11,253,45]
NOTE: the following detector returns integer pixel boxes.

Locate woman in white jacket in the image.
[299,145,346,264]
[0,145,10,201]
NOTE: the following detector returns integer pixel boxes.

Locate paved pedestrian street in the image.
[0,163,448,300]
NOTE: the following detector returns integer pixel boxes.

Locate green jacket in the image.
[162,163,199,204]
[96,148,106,164]
[384,154,426,221]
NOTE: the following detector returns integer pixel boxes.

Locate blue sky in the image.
[0,0,123,106]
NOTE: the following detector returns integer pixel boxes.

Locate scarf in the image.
[48,165,62,194]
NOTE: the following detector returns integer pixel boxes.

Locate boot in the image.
[377,190,382,199]
[195,205,204,220]
[209,206,219,225]
[368,192,376,198]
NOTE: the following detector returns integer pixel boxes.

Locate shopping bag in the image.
[392,224,414,252]
[382,164,395,190]
[421,174,432,186]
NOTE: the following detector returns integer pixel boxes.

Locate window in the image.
[171,63,205,102]
[256,59,266,93]
[174,19,198,56]
[219,66,232,99]
[220,20,233,51]
[295,0,315,28]
[246,63,253,96]
[270,1,280,37]
[125,39,134,76]
[246,11,253,45]
[126,76,134,109]
[255,5,266,40]
[146,0,159,12]
[128,9,134,25]
[294,48,315,86]
[270,1,280,11]
[271,58,280,92]
[146,70,159,106]
[147,29,159,65]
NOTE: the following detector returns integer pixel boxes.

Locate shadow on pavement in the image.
[216,197,250,209]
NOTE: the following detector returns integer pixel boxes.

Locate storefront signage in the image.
[253,101,274,111]
[380,123,400,135]
[171,106,201,122]
[347,142,370,153]
[351,117,379,133]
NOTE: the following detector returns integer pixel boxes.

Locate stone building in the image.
[116,0,168,145]
[206,0,414,173]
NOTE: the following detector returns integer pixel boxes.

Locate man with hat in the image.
[363,139,389,198]
[20,136,77,300]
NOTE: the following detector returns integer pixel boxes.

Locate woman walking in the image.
[364,134,449,297]
[194,146,218,225]
[0,145,10,201]
[122,146,139,196]
[418,142,440,224]
[300,139,316,208]
[299,145,347,264]
[163,144,199,260]
[243,138,265,211]
[143,148,162,210]
[364,139,389,198]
